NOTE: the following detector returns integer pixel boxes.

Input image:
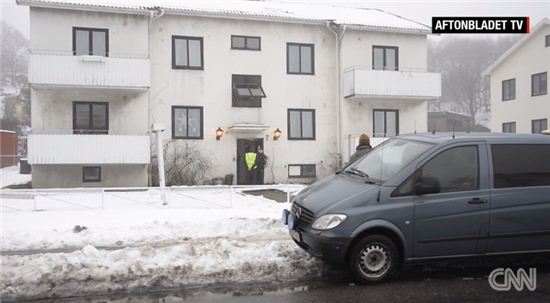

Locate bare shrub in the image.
[150,140,211,186]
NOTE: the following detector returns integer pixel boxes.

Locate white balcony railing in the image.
[28,134,150,165]
[344,67,441,100]
[29,53,150,89]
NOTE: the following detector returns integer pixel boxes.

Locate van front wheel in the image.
[349,235,399,283]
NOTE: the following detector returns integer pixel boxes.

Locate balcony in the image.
[29,52,150,90]
[344,67,441,100]
[28,134,150,165]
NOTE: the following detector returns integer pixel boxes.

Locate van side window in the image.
[420,146,479,193]
[492,144,550,188]
[392,145,479,197]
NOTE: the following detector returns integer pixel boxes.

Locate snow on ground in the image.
[0,165,31,188]
[1,185,324,300]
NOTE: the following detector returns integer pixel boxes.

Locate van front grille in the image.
[291,203,314,230]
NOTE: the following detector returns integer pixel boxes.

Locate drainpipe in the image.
[152,123,167,204]
[147,8,165,186]
[326,22,346,168]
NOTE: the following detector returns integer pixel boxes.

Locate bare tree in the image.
[150,141,212,186]
[428,36,519,123]
[1,21,29,89]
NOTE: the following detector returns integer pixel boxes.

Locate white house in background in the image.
[18,0,441,188]
[484,18,550,134]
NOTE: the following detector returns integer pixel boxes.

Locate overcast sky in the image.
[1,0,549,39]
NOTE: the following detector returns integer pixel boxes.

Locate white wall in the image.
[489,24,550,133]
[30,7,149,57]
[148,15,339,183]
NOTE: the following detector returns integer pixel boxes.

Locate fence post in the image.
[33,189,37,211]
[287,190,290,203]
[101,189,105,209]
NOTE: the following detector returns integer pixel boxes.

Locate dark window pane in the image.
[300,46,312,73]
[83,166,101,182]
[546,35,550,47]
[175,39,188,67]
[188,39,202,67]
[492,144,550,188]
[91,104,107,130]
[301,111,314,138]
[288,45,300,73]
[373,47,384,70]
[92,31,106,56]
[174,108,188,137]
[422,146,479,193]
[75,30,89,55]
[289,110,301,138]
[532,119,548,134]
[232,36,246,48]
[386,111,397,136]
[187,108,202,138]
[302,165,316,177]
[75,104,90,129]
[247,37,260,50]
[385,48,396,71]
[373,111,385,137]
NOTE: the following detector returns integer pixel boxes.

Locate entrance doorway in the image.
[236,138,263,185]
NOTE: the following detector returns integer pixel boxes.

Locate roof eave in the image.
[16,0,150,15]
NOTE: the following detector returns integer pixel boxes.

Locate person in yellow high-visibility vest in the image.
[244,145,257,185]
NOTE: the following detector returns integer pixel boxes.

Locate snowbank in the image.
[0,165,31,188]
[0,185,325,300]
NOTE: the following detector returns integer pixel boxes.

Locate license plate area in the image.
[290,229,302,243]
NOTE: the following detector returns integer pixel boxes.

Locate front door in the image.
[236,138,263,185]
[414,143,491,258]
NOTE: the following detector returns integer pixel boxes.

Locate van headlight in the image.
[312,214,347,230]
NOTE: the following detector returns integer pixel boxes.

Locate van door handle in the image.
[468,198,488,205]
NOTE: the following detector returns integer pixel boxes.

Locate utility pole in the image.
[152,123,167,205]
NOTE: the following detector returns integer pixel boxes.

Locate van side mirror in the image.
[415,176,441,195]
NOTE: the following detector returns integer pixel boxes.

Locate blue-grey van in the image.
[282,133,550,283]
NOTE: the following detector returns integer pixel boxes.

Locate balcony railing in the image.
[344,67,441,100]
[29,52,150,89]
[28,134,150,165]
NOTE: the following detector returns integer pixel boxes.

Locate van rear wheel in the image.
[349,235,399,283]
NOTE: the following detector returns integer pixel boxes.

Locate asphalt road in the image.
[26,254,550,303]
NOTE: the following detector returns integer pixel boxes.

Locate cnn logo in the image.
[489,268,537,291]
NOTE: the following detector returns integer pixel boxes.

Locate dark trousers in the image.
[256,169,264,185]
[246,169,256,185]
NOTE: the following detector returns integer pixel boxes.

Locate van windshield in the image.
[347,138,433,183]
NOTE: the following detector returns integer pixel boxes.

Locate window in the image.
[73,102,108,134]
[532,72,547,96]
[231,35,261,50]
[232,75,266,107]
[502,122,516,133]
[372,46,399,71]
[83,166,101,182]
[502,79,516,101]
[492,144,550,188]
[288,109,315,140]
[546,35,550,47]
[73,27,108,56]
[287,43,314,75]
[288,164,316,178]
[373,109,399,137]
[532,119,548,134]
[172,36,204,70]
[420,146,479,193]
[172,106,203,139]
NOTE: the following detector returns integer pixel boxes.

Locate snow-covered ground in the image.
[0,185,324,300]
[0,165,31,188]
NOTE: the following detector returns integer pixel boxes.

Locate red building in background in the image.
[0,130,18,168]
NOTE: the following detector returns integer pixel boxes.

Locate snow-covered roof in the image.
[17,0,431,34]
[483,18,550,75]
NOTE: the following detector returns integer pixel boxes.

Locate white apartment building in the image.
[19,0,441,188]
[484,19,550,134]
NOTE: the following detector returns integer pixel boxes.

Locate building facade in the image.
[19,0,441,188]
[484,19,550,134]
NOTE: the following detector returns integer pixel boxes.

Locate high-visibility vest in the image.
[245,152,257,170]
